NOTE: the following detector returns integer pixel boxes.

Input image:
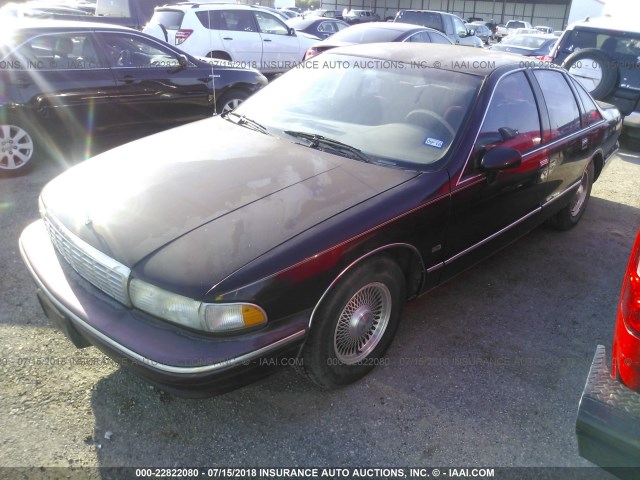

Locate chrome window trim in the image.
[456,67,606,187]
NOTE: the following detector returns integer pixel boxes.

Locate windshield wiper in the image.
[284,130,372,163]
[225,112,270,135]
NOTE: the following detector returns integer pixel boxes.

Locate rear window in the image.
[507,21,526,29]
[395,11,443,31]
[149,10,185,30]
[329,26,405,43]
[96,0,130,17]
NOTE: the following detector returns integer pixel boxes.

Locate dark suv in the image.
[550,16,640,135]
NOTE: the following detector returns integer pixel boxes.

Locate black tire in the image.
[0,119,39,176]
[216,88,249,114]
[547,160,594,230]
[561,49,617,100]
[302,256,406,389]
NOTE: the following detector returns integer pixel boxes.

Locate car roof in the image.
[3,18,139,34]
[568,15,640,34]
[326,43,542,76]
[288,17,345,28]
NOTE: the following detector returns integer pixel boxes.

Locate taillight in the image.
[620,232,640,335]
[304,47,319,60]
[539,55,554,62]
[175,29,193,45]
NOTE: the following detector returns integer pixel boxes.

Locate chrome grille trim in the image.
[43,215,131,306]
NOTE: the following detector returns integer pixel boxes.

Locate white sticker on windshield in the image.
[424,138,444,149]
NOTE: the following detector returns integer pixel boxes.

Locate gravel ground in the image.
[0,143,639,478]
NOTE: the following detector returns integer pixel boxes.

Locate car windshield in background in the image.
[326,26,411,43]
[232,54,481,168]
[502,35,551,49]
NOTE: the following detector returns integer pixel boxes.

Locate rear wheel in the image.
[547,160,594,230]
[0,121,39,176]
[303,256,405,389]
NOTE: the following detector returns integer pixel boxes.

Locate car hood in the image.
[41,117,418,290]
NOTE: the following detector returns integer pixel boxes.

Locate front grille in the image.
[43,215,131,306]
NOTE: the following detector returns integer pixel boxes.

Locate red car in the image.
[577,229,640,473]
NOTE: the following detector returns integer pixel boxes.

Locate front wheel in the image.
[547,160,594,230]
[0,121,38,175]
[302,256,406,389]
[216,89,249,114]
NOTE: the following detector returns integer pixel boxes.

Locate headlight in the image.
[129,278,267,333]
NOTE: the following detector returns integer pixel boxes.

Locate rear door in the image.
[216,10,263,67]
[95,30,211,130]
[531,69,596,206]
[2,31,119,137]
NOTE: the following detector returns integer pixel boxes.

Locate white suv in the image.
[144,4,318,74]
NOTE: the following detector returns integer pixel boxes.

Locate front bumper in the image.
[19,220,308,397]
[576,345,640,479]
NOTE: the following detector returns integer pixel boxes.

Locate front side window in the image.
[405,32,432,43]
[254,11,289,35]
[430,32,452,44]
[98,33,182,68]
[533,70,581,139]
[474,72,542,157]
[452,16,467,36]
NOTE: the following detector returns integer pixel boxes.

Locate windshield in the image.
[502,35,549,49]
[232,53,481,168]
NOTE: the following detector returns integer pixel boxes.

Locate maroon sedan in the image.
[20,44,621,397]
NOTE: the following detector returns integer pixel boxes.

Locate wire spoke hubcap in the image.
[334,282,392,364]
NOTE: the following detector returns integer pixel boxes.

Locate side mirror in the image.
[178,54,188,69]
[468,28,476,36]
[289,27,296,36]
[498,127,518,141]
[481,146,522,171]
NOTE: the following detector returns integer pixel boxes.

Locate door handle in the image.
[264,39,272,42]
[223,37,233,40]
[121,75,135,84]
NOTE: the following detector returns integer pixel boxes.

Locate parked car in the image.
[0,0,168,30]
[143,4,318,73]
[19,43,621,397]
[577,228,640,474]
[466,22,492,45]
[495,19,533,41]
[0,20,267,174]
[535,25,553,34]
[490,33,558,59]
[344,9,379,24]
[549,16,640,140]
[394,10,483,47]
[304,9,343,20]
[304,22,452,59]
[287,17,349,40]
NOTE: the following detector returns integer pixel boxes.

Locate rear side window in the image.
[217,10,257,33]
[396,11,442,31]
[150,10,185,30]
[571,77,603,126]
[533,70,581,139]
[429,32,452,44]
